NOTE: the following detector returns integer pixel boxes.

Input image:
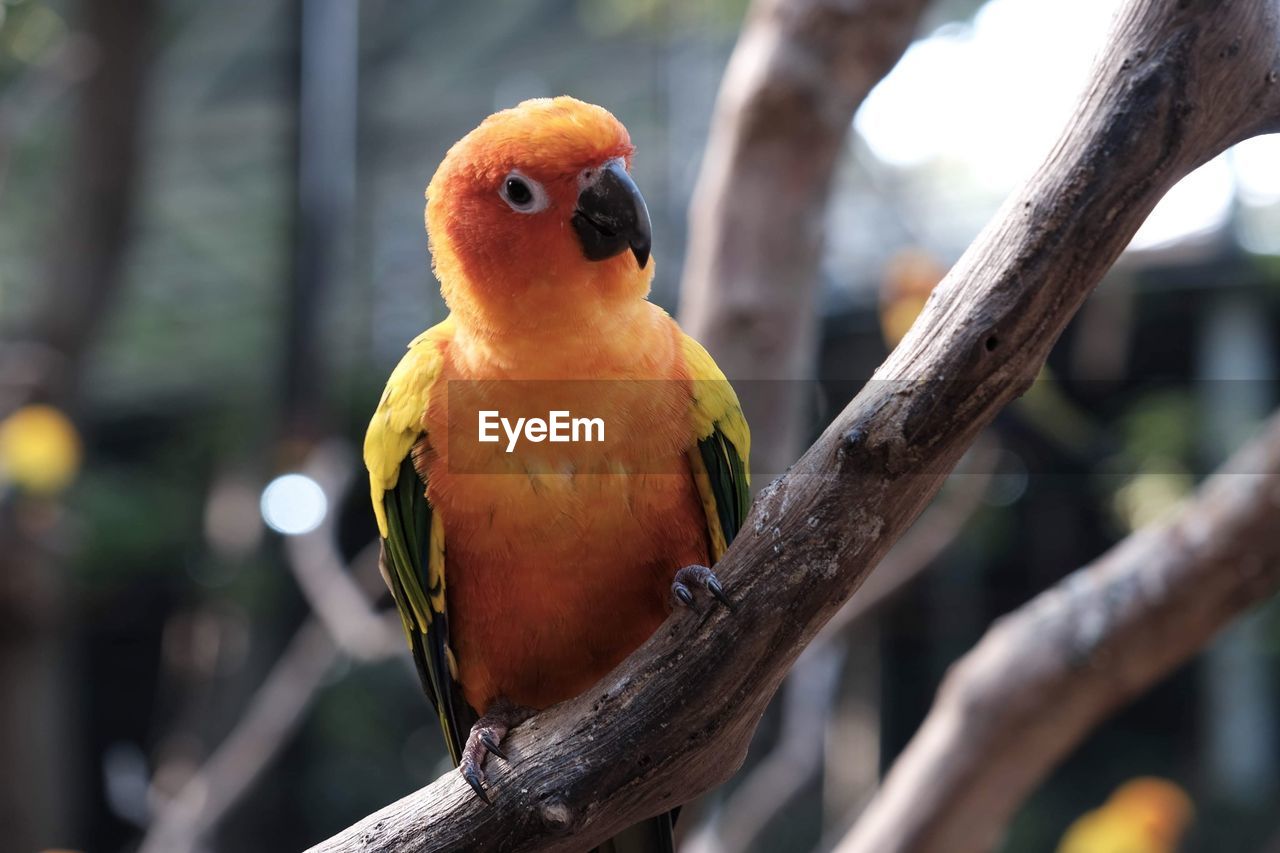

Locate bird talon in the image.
[462,765,491,804]
[707,576,734,610]
[673,564,732,611]
[459,701,533,804]
[479,731,508,762]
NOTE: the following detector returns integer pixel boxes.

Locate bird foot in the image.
[672,563,733,612]
[460,700,534,804]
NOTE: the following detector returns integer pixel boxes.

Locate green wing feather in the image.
[597,811,677,853]
[681,333,751,556]
[696,425,750,549]
[365,318,474,764]
[381,455,474,763]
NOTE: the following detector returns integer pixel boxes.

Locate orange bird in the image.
[1057,777,1194,853]
[364,97,750,851]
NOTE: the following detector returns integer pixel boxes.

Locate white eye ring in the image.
[499,171,550,213]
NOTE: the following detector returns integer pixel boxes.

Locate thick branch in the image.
[816,435,996,641]
[708,437,994,852]
[679,0,930,477]
[310,1,1280,850]
[836,411,1280,853]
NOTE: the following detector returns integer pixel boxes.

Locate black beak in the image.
[571,160,652,269]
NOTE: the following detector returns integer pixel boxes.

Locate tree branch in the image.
[309,0,1280,850]
[835,410,1280,853]
[29,0,154,402]
[816,434,997,642]
[704,436,994,853]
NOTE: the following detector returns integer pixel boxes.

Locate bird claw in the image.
[672,564,733,611]
[458,701,534,804]
[462,764,491,804]
[706,575,732,609]
[479,730,507,762]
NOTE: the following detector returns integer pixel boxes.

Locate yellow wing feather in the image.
[364,317,472,761]
[363,317,453,537]
[680,333,751,459]
[680,333,751,557]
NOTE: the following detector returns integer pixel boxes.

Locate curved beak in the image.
[571,160,652,269]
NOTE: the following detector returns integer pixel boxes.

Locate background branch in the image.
[139,453,398,853]
[707,640,846,853]
[678,0,937,845]
[678,0,931,478]
[835,410,1280,853]
[308,0,1280,849]
[139,619,342,853]
[284,443,403,661]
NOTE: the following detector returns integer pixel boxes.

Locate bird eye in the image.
[506,178,532,205]
[499,171,549,213]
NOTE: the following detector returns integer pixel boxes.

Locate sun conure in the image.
[1057,777,1194,853]
[363,97,750,852]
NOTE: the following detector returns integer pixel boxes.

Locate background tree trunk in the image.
[678,0,930,482]
[0,1,153,848]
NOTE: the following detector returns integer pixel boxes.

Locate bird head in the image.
[425,97,654,333]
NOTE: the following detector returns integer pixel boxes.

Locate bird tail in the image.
[594,811,676,853]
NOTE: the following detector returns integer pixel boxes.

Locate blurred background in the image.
[2,0,1279,850]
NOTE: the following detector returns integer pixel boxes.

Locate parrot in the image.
[363,96,750,852]
[1056,777,1194,853]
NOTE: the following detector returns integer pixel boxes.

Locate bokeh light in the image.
[855,0,1280,251]
[0,404,83,495]
[259,473,327,536]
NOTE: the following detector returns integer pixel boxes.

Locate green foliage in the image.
[73,458,205,588]
[301,660,445,841]
[1116,390,1198,466]
[0,0,67,83]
